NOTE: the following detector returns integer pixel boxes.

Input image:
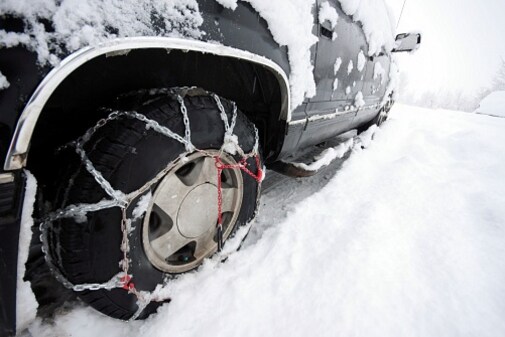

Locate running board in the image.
[270,125,378,178]
[268,161,318,177]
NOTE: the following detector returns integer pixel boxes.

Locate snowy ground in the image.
[24,104,505,337]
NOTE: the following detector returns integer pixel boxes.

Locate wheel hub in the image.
[177,183,218,238]
[142,150,243,273]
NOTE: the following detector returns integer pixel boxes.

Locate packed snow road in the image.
[25,104,505,337]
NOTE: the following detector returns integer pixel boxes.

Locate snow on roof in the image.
[475,91,505,118]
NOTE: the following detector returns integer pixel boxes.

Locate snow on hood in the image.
[0,0,395,108]
[0,0,204,66]
[475,91,505,118]
[0,0,317,108]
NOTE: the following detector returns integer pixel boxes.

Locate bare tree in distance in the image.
[399,57,505,112]
[473,58,505,110]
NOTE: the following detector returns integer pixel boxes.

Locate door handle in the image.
[320,25,333,39]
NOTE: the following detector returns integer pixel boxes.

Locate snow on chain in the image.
[38,88,260,320]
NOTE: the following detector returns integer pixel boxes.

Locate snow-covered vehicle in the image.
[0,0,420,334]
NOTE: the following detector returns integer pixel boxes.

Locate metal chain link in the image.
[40,88,262,318]
[211,92,260,160]
[74,146,127,203]
[122,110,191,149]
[176,94,195,152]
[229,103,238,137]
[212,94,231,134]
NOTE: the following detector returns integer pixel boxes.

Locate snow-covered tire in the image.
[25,223,77,318]
[47,92,262,320]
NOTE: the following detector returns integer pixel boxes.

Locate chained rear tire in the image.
[48,91,262,320]
[356,107,387,134]
[357,94,394,134]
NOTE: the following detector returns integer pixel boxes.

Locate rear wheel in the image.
[356,92,394,134]
[45,89,262,319]
[357,106,388,134]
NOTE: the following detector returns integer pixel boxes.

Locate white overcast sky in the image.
[386,0,505,97]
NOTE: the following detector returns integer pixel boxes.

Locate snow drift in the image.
[24,105,505,337]
[475,90,505,118]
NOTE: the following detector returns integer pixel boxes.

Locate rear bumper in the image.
[0,171,25,337]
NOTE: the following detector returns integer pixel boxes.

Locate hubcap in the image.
[142,150,243,273]
[177,184,218,238]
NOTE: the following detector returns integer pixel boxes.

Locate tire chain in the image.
[39,87,262,320]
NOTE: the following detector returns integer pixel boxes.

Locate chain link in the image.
[176,94,195,152]
[212,94,230,134]
[123,110,191,148]
[40,88,262,316]
[229,103,238,137]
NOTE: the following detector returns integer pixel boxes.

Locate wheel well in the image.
[26,48,287,189]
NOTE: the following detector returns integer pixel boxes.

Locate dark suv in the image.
[0,0,419,334]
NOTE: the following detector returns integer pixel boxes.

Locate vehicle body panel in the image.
[0,171,25,336]
[311,0,368,106]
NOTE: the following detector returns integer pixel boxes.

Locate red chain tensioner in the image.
[120,274,135,291]
[214,154,263,251]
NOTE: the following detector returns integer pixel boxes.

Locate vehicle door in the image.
[360,50,391,108]
[297,0,369,149]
